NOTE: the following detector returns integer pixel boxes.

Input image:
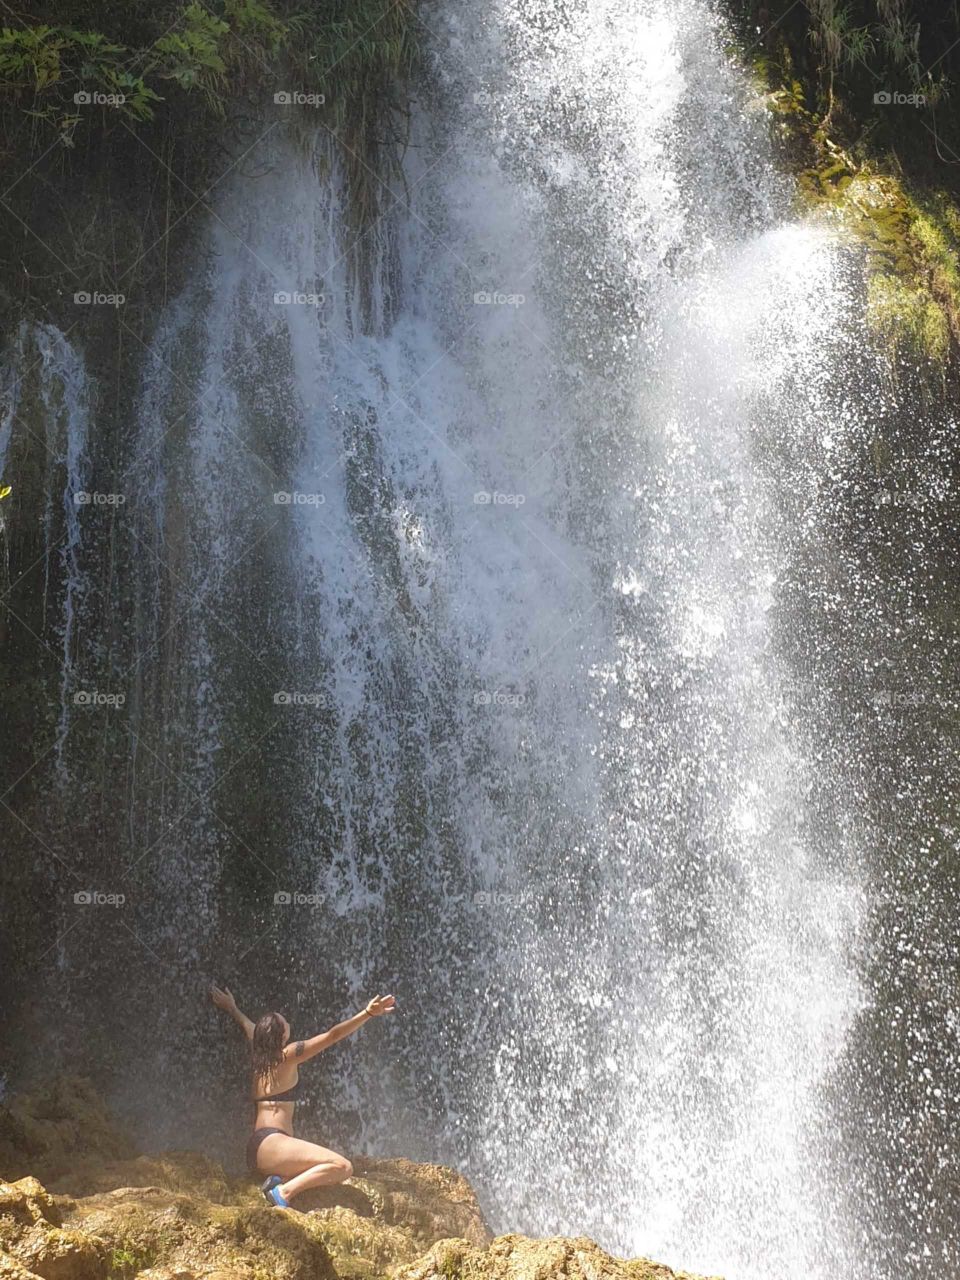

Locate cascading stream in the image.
[4,1,956,1278]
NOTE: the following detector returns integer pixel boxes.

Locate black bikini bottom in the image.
[246,1126,286,1172]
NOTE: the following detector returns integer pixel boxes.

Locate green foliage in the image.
[732,1,960,179]
[224,0,292,53]
[153,4,229,96]
[437,1249,463,1280]
[808,1,875,72]
[109,1241,156,1278]
[0,22,164,139]
[297,0,417,132]
[737,2,960,366]
[0,25,72,91]
[0,0,417,140]
[867,269,951,364]
[797,155,960,364]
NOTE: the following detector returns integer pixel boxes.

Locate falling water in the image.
[0,324,90,769]
[3,0,959,1278]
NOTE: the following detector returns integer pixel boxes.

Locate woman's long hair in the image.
[251,1012,286,1087]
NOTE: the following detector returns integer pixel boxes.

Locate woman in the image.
[211,982,395,1208]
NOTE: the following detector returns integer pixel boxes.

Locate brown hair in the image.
[251,1012,286,1087]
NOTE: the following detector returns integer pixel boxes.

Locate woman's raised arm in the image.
[210,984,255,1040]
[286,993,395,1063]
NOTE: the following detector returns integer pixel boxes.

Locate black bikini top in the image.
[254,1076,301,1104]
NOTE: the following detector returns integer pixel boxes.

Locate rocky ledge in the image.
[0,1079,715,1280]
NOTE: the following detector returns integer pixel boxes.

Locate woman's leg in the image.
[256,1133,352,1202]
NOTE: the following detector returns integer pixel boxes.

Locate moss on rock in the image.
[0,1084,716,1280]
[0,1081,136,1186]
[395,1235,717,1280]
[748,38,960,371]
[0,1178,109,1280]
[0,1170,717,1280]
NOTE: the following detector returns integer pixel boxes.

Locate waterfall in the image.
[3,1,956,1278]
[0,323,90,770]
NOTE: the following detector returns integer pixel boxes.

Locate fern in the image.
[0,0,420,196]
[152,4,229,94]
[223,0,289,53]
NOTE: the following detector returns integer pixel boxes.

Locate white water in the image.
[3,0,906,1275]
[0,323,90,769]
[131,0,869,1273]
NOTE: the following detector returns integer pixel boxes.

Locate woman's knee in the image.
[333,1156,352,1182]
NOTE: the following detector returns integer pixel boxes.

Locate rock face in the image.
[0,1081,717,1280]
[397,1236,711,1280]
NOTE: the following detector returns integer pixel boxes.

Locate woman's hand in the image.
[211,985,255,1040]
[210,983,237,1013]
[365,994,396,1017]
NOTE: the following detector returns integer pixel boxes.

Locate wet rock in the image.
[0,1082,135,1186]
[0,1178,105,1280]
[47,1156,239,1207]
[396,1235,718,1280]
[0,1253,45,1279]
[0,1083,718,1280]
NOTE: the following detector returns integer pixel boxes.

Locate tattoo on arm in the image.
[295,1040,305,1058]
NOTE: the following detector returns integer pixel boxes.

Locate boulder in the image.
[0,1178,105,1280]
[0,1252,45,1280]
[0,1081,134,1186]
